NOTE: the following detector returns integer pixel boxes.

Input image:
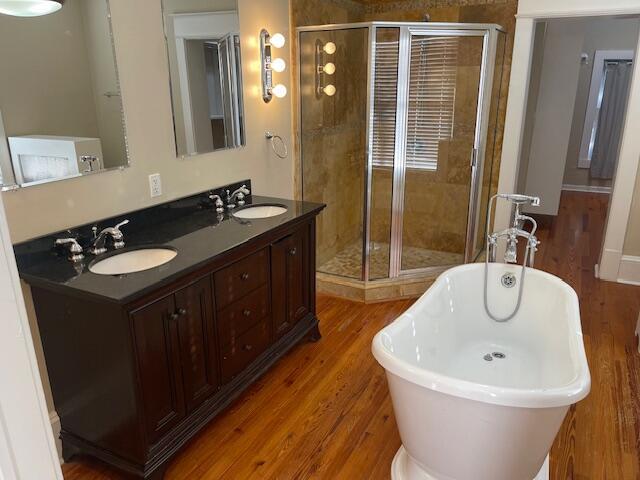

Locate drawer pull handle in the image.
[243,309,251,317]
[241,272,250,281]
[289,247,297,256]
[243,344,253,351]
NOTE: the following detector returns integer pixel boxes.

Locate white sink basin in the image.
[233,205,287,219]
[89,248,177,275]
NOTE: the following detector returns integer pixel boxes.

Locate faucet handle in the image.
[111,219,129,249]
[114,219,129,231]
[55,238,84,263]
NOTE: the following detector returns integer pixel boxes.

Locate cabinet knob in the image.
[243,309,251,317]
[169,312,179,321]
[178,308,187,316]
[241,272,249,281]
[289,247,297,256]
[243,344,253,351]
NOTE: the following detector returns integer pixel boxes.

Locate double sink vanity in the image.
[14,180,324,479]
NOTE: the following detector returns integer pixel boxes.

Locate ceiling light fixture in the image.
[0,0,63,17]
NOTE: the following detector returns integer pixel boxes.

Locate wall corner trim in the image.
[618,255,640,285]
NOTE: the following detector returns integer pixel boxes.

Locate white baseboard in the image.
[618,255,640,286]
[49,411,63,464]
[562,183,612,194]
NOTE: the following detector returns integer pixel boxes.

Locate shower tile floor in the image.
[319,242,464,279]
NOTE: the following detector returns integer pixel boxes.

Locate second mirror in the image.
[162,3,245,157]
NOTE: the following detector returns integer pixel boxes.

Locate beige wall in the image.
[2,0,294,244]
[563,17,639,189]
[521,18,586,216]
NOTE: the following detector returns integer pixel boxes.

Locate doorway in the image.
[515,16,639,263]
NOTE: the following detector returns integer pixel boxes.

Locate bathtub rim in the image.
[371,263,591,409]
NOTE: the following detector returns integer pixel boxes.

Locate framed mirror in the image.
[161,1,245,158]
[0,0,129,190]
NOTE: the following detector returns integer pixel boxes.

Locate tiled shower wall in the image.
[293,0,517,274]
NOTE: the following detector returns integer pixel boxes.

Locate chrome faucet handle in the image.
[208,193,225,214]
[111,220,129,249]
[55,238,84,263]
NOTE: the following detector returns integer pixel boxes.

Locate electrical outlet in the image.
[149,173,162,198]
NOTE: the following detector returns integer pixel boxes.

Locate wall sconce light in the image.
[316,39,337,98]
[260,29,287,103]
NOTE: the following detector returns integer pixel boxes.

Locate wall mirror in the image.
[161,0,245,158]
[0,0,129,190]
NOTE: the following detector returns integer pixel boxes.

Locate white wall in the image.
[522,18,586,215]
[1,0,294,244]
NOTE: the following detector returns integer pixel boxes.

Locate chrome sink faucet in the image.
[226,184,250,209]
[89,220,129,255]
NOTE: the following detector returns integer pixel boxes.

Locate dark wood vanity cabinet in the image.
[29,216,320,479]
[130,276,219,443]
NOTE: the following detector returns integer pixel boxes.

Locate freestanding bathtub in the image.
[372,263,591,480]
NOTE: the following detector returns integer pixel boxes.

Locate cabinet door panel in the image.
[271,225,311,340]
[174,277,219,413]
[287,228,310,325]
[131,296,185,444]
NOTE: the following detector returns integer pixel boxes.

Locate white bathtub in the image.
[372,263,590,480]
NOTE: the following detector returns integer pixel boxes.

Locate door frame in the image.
[495,2,640,282]
[0,194,62,478]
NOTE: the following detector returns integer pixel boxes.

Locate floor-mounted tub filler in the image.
[372,195,591,480]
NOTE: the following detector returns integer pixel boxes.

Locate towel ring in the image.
[265,131,288,159]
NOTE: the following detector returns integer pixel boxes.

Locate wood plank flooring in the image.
[63,191,640,479]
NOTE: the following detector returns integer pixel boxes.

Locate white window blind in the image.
[372,36,458,171]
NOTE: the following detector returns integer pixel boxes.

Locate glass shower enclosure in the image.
[298,22,506,282]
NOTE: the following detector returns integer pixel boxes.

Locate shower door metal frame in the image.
[296,22,504,282]
[369,24,503,280]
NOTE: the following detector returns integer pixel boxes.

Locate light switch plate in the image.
[149,173,162,197]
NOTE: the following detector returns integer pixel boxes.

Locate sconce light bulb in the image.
[323,62,336,75]
[272,84,288,98]
[323,42,337,55]
[270,33,286,49]
[323,84,336,96]
[271,57,286,73]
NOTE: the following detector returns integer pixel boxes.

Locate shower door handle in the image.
[470,147,479,168]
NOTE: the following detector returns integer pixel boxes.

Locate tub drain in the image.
[483,354,493,361]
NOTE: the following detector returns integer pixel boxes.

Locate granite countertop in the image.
[15,193,324,304]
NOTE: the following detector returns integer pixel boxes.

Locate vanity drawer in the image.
[214,248,269,309]
[220,320,270,382]
[217,285,270,344]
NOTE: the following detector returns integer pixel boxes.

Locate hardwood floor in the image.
[63,191,640,479]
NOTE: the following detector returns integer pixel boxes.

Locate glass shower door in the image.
[390,29,488,275]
